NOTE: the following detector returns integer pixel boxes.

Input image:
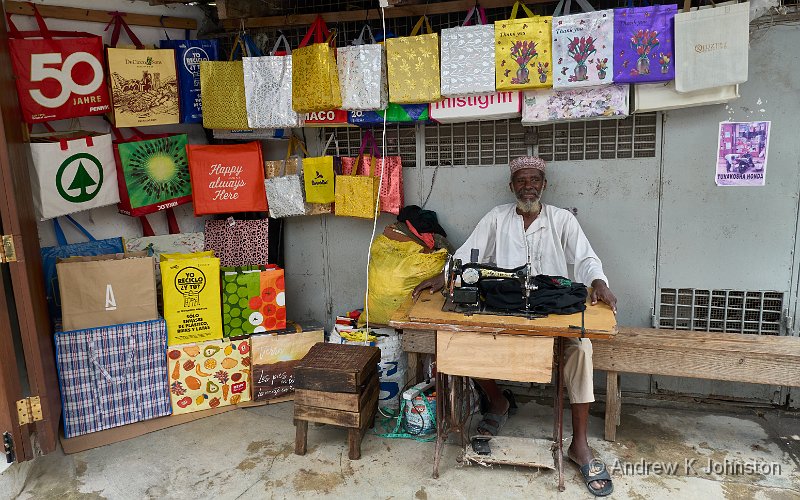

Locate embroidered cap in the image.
[510,156,546,177]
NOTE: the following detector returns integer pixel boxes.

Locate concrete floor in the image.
[1,400,799,500]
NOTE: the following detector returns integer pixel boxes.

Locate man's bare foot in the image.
[568,442,610,494]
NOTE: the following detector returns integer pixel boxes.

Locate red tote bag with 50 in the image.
[7,5,111,123]
[186,141,267,215]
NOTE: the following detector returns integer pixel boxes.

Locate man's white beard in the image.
[517,199,542,215]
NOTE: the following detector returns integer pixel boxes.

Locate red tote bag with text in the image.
[186,141,267,215]
[8,5,111,123]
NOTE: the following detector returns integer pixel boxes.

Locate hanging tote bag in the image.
[55,318,171,438]
[337,25,388,111]
[243,35,302,129]
[674,2,749,93]
[159,38,220,124]
[160,251,223,346]
[292,16,342,113]
[386,16,441,104]
[440,5,496,97]
[40,215,124,322]
[521,84,630,125]
[551,0,615,89]
[303,135,337,204]
[336,132,383,218]
[28,131,120,220]
[613,4,677,84]
[633,81,740,112]
[105,14,179,127]
[112,128,191,217]
[203,218,269,267]
[495,2,553,90]
[344,131,404,216]
[7,5,111,123]
[200,35,260,130]
[186,141,267,215]
[265,140,309,219]
[265,137,332,215]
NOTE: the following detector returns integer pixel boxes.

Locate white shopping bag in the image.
[440,6,496,97]
[674,2,749,93]
[29,132,119,220]
[521,85,629,125]
[337,25,388,111]
[243,35,302,128]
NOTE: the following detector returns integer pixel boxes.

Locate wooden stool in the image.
[294,343,380,460]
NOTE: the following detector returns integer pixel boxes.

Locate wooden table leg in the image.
[348,427,362,460]
[295,419,308,456]
[552,337,565,492]
[433,371,446,479]
[605,370,621,442]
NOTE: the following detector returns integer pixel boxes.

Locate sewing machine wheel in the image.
[462,267,480,285]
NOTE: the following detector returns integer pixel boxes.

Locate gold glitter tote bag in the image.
[386,16,441,104]
[199,35,258,130]
[292,15,342,113]
[335,134,380,219]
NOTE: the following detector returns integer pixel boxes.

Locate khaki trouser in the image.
[563,337,594,404]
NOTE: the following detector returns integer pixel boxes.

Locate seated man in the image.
[413,156,616,497]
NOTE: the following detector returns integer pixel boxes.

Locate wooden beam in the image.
[5,1,197,30]
[217,0,287,20]
[222,0,550,30]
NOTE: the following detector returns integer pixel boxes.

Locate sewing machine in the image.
[442,252,544,319]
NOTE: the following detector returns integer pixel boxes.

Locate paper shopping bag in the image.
[105,14,179,127]
[113,129,191,217]
[495,2,553,90]
[168,338,252,414]
[29,132,120,220]
[160,251,223,346]
[292,16,342,113]
[159,38,220,124]
[551,0,615,89]
[386,16,441,104]
[55,318,171,438]
[186,141,267,215]
[613,4,677,84]
[440,6,496,97]
[57,253,158,331]
[7,5,111,123]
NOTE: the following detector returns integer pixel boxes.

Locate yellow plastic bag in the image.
[386,16,441,104]
[292,16,342,113]
[495,2,553,90]
[160,251,223,346]
[362,235,448,325]
[199,35,252,130]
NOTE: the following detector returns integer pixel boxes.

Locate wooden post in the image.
[348,428,362,460]
[295,419,308,455]
[604,371,621,442]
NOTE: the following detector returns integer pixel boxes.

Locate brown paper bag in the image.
[57,252,158,331]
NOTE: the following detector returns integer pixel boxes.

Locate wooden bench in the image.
[593,327,800,441]
[400,327,800,442]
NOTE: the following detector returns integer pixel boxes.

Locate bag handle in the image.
[53,215,97,246]
[409,16,433,36]
[230,33,262,60]
[278,137,309,177]
[353,24,377,45]
[105,12,144,49]
[299,15,331,47]
[322,133,340,157]
[463,5,488,26]
[139,209,180,237]
[270,34,292,55]
[89,333,136,385]
[510,1,536,19]
[553,0,595,16]
[6,3,50,38]
[357,130,381,159]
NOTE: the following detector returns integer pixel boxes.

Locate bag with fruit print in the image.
[551,0,615,90]
[168,338,252,415]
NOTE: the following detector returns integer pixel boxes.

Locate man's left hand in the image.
[591,279,617,314]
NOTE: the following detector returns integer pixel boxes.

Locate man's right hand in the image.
[412,273,445,300]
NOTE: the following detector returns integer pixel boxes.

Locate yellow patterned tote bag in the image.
[335,134,380,219]
[199,35,259,129]
[386,16,441,104]
[495,2,553,90]
[292,16,342,113]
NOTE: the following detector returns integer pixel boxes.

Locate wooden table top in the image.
[389,293,617,340]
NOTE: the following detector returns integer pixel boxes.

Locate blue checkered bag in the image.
[55,319,171,438]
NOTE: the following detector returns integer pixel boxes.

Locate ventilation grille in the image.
[424,120,528,167]
[535,113,658,162]
[658,288,784,335]
[321,125,417,168]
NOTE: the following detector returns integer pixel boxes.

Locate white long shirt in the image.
[453,203,609,287]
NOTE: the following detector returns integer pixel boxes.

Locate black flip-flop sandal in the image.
[576,458,614,497]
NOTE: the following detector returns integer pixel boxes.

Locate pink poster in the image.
[715,121,770,187]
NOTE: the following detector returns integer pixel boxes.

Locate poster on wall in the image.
[715,121,770,187]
